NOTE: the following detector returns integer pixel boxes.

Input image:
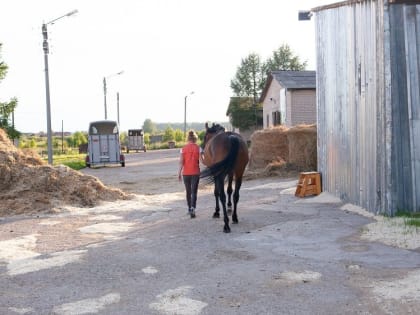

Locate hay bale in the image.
[249,126,289,169]
[248,124,317,176]
[287,124,317,171]
[0,128,130,217]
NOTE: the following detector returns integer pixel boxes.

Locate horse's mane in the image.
[206,122,225,134]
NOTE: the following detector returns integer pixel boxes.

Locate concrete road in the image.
[1,149,420,314]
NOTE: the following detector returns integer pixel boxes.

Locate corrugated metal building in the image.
[313,0,420,215]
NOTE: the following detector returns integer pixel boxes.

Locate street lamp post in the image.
[117,92,120,126]
[103,71,123,120]
[42,9,78,165]
[184,91,194,138]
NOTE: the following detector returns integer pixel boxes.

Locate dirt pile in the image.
[248,124,317,177]
[0,129,130,217]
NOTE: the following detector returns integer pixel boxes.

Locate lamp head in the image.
[67,9,78,17]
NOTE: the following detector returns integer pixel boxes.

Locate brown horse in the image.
[200,123,249,233]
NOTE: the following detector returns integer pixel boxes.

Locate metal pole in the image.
[103,77,107,120]
[184,95,187,138]
[61,120,64,153]
[41,10,77,165]
[183,91,194,138]
[103,71,123,120]
[117,92,120,126]
[42,23,53,165]
[254,103,257,129]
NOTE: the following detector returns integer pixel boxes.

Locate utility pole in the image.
[184,91,194,138]
[42,9,78,164]
[117,92,120,126]
[103,71,123,120]
[103,77,107,119]
[61,120,64,153]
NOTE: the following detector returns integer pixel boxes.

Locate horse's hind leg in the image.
[227,173,233,215]
[232,177,243,224]
[216,175,230,233]
[212,180,220,218]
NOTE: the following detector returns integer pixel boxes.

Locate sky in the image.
[0,0,331,133]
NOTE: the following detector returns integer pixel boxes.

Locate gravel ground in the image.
[1,149,420,315]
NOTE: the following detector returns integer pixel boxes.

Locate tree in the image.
[198,130,206,143]
[264,43,307,72]
[0,43,20,139]
[143,133,150,145]
[143,118,156,134]
[230,53,265,102]
[226,97,263,130]
[228,43,307,130]
[120,131,128,146]
[66,131,87,148]
[174,129,184,142]
[162,126,175,142]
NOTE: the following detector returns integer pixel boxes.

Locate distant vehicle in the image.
[126,129,147,153]
[85,120,125,168]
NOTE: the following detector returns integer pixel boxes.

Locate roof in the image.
[311,0,416,12]
[272,70,316,89]
[259,70,316,102]
[259,70,316,103]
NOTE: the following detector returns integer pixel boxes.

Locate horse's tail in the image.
[200,135,240,182]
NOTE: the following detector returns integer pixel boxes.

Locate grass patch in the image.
[61,160,86,170]
[405,218,420,228]
[43,153,87,170]
[395,210,420,228]
[395,210,420,218]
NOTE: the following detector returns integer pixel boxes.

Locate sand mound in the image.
[0,128,130,217]
[248,124,317,177]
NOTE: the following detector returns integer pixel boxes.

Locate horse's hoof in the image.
[223,227,231,233]
[232,220,238,224]
[213,212,220,218]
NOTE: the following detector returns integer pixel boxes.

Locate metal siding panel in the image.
[383,0,394,215]
[316,0,384,213]
[412,120,420,211]
[376,1,388,214]
[404,5,420,211]
[390,4,414,211]
[316,13,325,180]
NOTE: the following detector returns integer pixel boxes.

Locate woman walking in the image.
[178,130,202,218]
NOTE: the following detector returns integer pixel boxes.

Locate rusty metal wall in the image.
[315,0,420,214]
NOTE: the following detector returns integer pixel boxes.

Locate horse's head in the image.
[202,122,225,149]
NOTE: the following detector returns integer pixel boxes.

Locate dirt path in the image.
[82,149,183,195]
[1,149,420,314]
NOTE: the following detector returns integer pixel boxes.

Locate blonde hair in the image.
[187,130,198,142]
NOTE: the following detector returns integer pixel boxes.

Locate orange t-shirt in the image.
[181,142,201,175]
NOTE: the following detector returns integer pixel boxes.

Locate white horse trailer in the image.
[85,120,125,168]
[127,129,147,153]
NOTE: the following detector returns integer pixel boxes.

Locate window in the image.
[272,111,281,126]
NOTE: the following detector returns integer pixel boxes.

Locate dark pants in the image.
[183,175,200,209]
